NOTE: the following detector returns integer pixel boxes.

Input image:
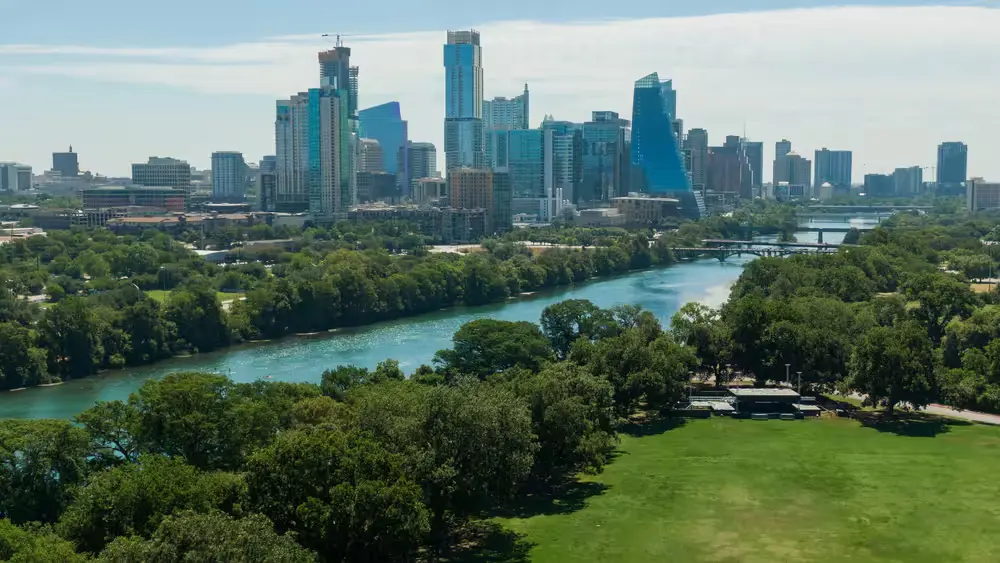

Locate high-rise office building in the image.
[357,138,384,173]
[773,139,792,185]
[581,111,630,203]
[967,178,1000,212]
[660,79,677,120]
[52,146,79,177]
[491,128,563,221]
[542,118,581,204]
[484,85,529,130]
[707,136,752,200]
[258,156,277,211]
[743,141,763,194]
[211,151,247,202]
[630,72,700,216]
[444,30,485,173]
[893,166,923,196]
[814,149,853,191]
[358,102,408,180]
[319,47,356,117]
[132,157,192,190]
[685,128,709,190]
[864,173,894,197]
[937,141,968,196]
[449,168,493,210]
[491,168,513,233]
[274,84,353,216]
[0,163,32,192]
[407,142,437,179]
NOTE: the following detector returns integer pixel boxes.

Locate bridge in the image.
[669,239,841,262]
[796,225,876,243]
[805,204,932,213]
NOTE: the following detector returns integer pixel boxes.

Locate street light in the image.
[797,371,803,408]
[785,364,791,386]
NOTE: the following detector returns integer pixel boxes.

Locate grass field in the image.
[145,290,240,304]
[498,416,1000,563]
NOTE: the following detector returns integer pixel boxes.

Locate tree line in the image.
[0,224,669,391]
[1,300,696,561]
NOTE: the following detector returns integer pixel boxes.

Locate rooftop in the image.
[728,388,801,398]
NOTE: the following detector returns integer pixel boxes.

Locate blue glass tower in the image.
[630,72,702,217]
[358,102,409,179]
[443,30,485,172]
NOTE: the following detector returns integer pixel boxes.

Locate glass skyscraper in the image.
[581,111,630,203]
[443,30,485,172]
[358,102,409,179]
[937,141,968,196]
[630,73,693,195]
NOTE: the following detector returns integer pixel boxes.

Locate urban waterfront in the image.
[0,219,868,420]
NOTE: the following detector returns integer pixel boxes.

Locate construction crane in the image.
[321,33,357,48]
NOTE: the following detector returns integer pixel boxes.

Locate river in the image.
[0,216,877,420]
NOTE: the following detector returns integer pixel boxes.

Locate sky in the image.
[1,1,998,182]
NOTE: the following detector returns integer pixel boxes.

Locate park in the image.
[495,415,1000,563]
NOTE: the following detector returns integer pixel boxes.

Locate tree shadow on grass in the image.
[854,411,972,437]
[620,415,688,437]
[446,521,534,563]
[491,480,611,519]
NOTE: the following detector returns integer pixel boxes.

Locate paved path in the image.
[924,404,1000,426]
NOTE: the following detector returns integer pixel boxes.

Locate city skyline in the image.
[1,5,999,180]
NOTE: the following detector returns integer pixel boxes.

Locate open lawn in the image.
[145,290,240,304]
[498,416,1000,563]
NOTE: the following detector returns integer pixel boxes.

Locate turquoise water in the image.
[0,219,875,420]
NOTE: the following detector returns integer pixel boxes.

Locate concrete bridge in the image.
[669,239,841,262]
[796,225,875,243]
[806,204,932,212]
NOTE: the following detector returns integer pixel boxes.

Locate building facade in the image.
[358,101,408,179]
[444,30,485,173]
[131,157,192,190]
[707,136,752,199]
[893,166,923,196]
[580,111,630,203]
[357,138,384,173]
[612,196,679,225]
[211,151,247,202]
[406,142,437,185]
[937,141,968,196]
[864,173,894,197]
[629,72,700,216]
[258,156,277,211]
[0,163,32,192]
[318,47,356,117]
[967,178,1000,212]
[484,84,530,130]
[773,139,793,185]
[814,148,853,190]
[743,141,764,194]
[82,186,188,211]
[52,147,79,177]
[685,128,709,191]
[356,171,399,203]
[541,119,581,204]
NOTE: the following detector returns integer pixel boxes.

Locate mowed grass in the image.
[145,290,239,304]
[501,416,1000,563]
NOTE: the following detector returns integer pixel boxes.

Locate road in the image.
[924,404,1000,426]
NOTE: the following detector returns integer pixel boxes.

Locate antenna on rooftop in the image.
[321,33,357,48]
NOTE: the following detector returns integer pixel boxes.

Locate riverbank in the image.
[0,256,753,419]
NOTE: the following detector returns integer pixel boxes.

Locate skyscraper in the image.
[405,142,438,185]
[319,47,355,117]
[484,85,530,130]
[358,102,408,178]
[357,138,383,173]
[443,30,485,173]
[630,72,700,216]
[659,79,677,120]
[211,151,247,202]
[773,139,792,185]
[893,166,923,196]
[274,82,353,217]
[707,136,752,200]
[52,146,79,177]
[132,157,192,190]
[743,141,764,194]
[685,128,709,191]
[581,111,630,203]
[542,118,581,204]
[937,141,968,196]
[814,148,853,190]
[258,156,277,211]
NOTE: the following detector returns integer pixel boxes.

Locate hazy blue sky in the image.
[2,2,998,180]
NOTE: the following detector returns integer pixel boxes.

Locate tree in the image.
[131,372,279,470]
[848,322,936,414]
[98,511,315,563]
[434,319,554,379]
[245,427,428,562]
[0,322,47,391]
[505,363,617,488]
[164,286,229,353]
[74,401,141,466]
[0,420,90,524]
[350,381,537,552]
[669,303,729,384]
[38,297,108,379]
[0,520,88,563]
[539,299,617,359]
[902,272,975,343]
[58,456,241,554]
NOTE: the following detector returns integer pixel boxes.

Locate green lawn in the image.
[500,416,1000,563]
[145,290,239,304]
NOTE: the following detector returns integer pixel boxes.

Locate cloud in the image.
[1,5,999,180]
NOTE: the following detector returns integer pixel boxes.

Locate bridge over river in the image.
[670,239,842,261]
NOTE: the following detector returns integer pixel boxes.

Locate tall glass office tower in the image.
[443,30,485,172]
[358,102,409,179]
[937,141,968,196]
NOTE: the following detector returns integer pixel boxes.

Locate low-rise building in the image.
[348,204,487,243]
[967,178,1000,212]
[612,195,680,225]
[576,207,626,227]
[82,185,188,212]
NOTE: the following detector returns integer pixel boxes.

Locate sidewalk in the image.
[924,404,1000,426]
